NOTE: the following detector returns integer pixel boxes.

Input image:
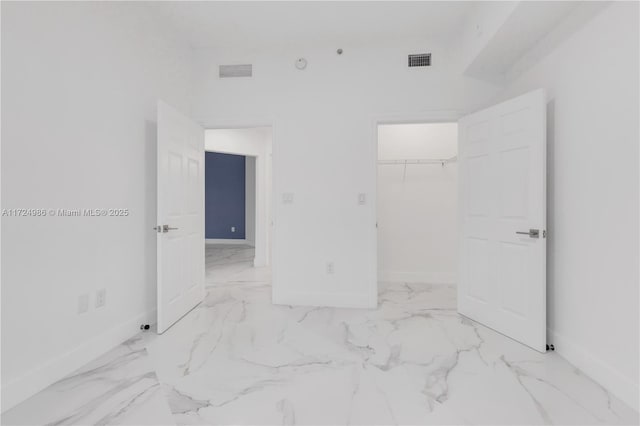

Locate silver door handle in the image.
[516,229,539,238]
[153,225,178,233]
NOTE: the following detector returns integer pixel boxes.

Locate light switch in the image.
[358,193,366,205]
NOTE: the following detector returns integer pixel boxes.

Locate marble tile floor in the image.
[204,244,269,286]
[2,336,174,426]
[3,245,638,425]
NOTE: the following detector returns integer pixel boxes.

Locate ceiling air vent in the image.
[408,53,431,68]
[219,64,252,78]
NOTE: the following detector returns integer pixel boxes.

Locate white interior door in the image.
[157,101,205,334]
[458,89,547,352]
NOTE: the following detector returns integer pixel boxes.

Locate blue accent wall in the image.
[205,152,246,239]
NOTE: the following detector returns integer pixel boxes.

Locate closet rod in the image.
[377,156,457,165]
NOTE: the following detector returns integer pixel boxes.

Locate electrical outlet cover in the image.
[96,289,106,308]
[78,294,89,314]
[282,193,294,204]
[326,262,335,274]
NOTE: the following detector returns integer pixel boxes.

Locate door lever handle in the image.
[154,225,178,233]
[516,229,540,238]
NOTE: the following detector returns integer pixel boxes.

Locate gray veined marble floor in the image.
[1,336,174,426]
[3,244,639,425]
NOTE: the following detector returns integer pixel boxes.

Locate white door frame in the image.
[372,110,460,300]
[203,122,274,268]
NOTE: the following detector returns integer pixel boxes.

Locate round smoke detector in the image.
[295,58,307,70]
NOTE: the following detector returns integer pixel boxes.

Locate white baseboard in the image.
[548,328,639,411]
[0,309,156,413]
[379,270,456,285]
[205,238,251,245]
[272,290,377,309]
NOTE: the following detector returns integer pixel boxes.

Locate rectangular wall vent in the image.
[408,53,431,67]
[219,64,252,78]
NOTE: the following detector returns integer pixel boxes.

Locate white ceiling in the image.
[146,1,475,50]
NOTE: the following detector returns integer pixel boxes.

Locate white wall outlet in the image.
[78,294,89,314]
[282,193,294,204]
[231,226,236,233]
[96,289,106,308]
[326,262,335,274]
[358,193,366,205]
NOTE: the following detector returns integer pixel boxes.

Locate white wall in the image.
[0,2,193,410]
[245,156,257,247]
[191,39,501,308]
[377,123,458,284]
[453,1,518,74]
[497,2,639,410]
[205,127,272,266]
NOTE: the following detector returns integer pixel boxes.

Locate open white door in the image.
[458,89,547,352]
[156,101,205,334]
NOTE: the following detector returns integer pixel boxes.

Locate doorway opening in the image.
[376,122,458,307]
[204,127,273,286]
